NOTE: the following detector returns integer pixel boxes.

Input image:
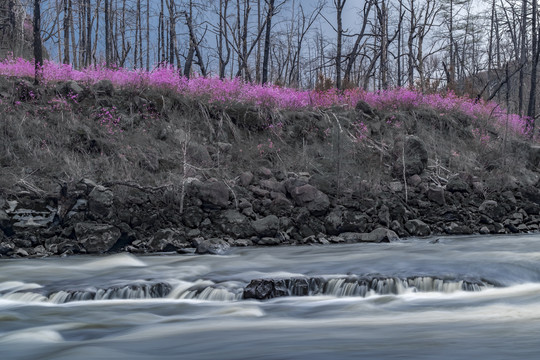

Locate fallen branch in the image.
[16,178,46,197]
[102,181,172,193]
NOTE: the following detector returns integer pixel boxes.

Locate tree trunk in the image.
[335,0,346,90]
[169,0,176,68]
[518,0,527,115]
[343,0,372,84]
[80,0,85,68]
[219,0,231,79]
[104,0,109,66]
[449,0,455,88]
[33,0,42,85]
[527,0,539,136]
[407,0,415,88]
[378,1,388,89]
[70,0,77,67]
[183,6,207,77]
[63,0,70,64]
[86,0,91,66]
[256,0,262,82]
[262,0,275,84]
[160,0,165,64]
[146,0,150,70]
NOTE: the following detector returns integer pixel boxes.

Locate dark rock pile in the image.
[2,165,540,258]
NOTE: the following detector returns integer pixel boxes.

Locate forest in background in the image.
[2,0,540,127]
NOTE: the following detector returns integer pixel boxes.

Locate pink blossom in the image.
[0,57,529,138]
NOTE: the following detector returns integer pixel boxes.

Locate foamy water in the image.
[1,234,540,359]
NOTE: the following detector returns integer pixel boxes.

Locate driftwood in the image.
[102,181,172,193]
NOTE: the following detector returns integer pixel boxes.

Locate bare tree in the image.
[343,1,374,86]
[182,2,207,77]
[262,0,275,84]
[518,0,527,115]
[527,0,539,134]
[217,0,232,78]
[33,0,42,84]
[288,1,323,87]
[334,0,346,89]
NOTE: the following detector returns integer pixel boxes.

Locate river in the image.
[1,234,540,359]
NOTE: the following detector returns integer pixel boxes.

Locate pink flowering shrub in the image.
[0,57,529,137]
[472,128,491,146]
[352,120,369,143]
[94,106,123,134]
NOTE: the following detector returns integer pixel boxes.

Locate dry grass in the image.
[0,76,535,200]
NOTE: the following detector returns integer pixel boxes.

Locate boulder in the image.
[88,185,114,217]
[215,210,255,238]
[427,187,446,206]
[338,232,364,242]
[0,209,11,235]
[232,239,254,247]
[257,167,273,179]
[186,142,212,166]
[198,180,229,208]
[309,174,338,197]
[479,226,491,235]
[408,175,422,187]
[254,237,282,246]
[394,136,428,176]
[405,219,431,237]
[250,186,270,198]
[239,171,254,187]
[444,222,473,235]
[260,179,284,193]
[269,197,294,216]
[11,207,56,230]
[14,248,29,257]
[283,177,309,195]
[390,220,407,237]
[290,184,330,216]
[0,241,14,255]
[355,100,376,116]
[342,211,370,233]
[479,200,507,222]
[66,80,84,96]
[389,181,404,192]
[361,228,399,243]
[325,208,369,235]
[183,206,205,228]
[325,208,344,235]
[243,277,324,300]
[147,228,189,252]
[195,238,230,255]
[93,79,114,96]
[252,215,280,237]
[446,175,471,193]
[378,205,390,226]
[74,222,121,253]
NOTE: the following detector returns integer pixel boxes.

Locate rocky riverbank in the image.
[1,77,540,258]
[2,166,540,258]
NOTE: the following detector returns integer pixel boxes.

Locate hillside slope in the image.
[1,72,540,258]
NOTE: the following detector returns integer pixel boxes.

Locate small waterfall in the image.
[0,275,494,304]
[0,281,48,302]
[48,282,172,303]
[322,276,491,297]
[244,275,494,300]
[169,280,243,301]
[2,292,48,303]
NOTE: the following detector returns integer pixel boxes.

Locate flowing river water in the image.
[1,234,540,359]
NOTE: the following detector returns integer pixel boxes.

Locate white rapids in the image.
[1,234,540,360]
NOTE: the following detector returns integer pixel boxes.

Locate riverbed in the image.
[1,234,540,359]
